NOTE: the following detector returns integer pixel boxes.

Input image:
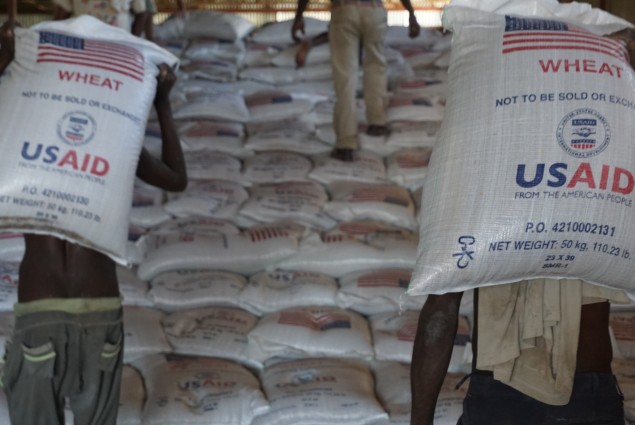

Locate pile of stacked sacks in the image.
[0,9,632,425]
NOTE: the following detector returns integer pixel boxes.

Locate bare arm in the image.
[399,0,420,38]
[52,5,72,20]
[136,64,187,192]
[292,0,310,43]
[131,11,147,37]
[0,20,16,75]
[410,292,463,425]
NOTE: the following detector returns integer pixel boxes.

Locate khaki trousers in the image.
[329,3,388,149]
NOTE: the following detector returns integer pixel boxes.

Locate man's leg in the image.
[3,306,69,425]
[329,4,361,153]
[360,6,388,136]
[68,300,123,425]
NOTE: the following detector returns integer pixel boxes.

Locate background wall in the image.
[1,0,634,27]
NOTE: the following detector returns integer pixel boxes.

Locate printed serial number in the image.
[551,222,615,236]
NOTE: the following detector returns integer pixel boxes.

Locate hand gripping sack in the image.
[409,1,635,296]
[0,16,178,264]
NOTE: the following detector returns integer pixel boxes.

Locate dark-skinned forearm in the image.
[410,292,463,425]
[131,12,147,37]
[295,0,309,19]
[399,0,416,14]
[152,96,187,191]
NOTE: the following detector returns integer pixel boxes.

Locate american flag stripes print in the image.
[37,31,145,82]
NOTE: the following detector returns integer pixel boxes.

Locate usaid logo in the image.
[57,111,96,147]
[556,108,610,158]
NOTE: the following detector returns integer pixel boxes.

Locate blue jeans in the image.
[458,373,624,425]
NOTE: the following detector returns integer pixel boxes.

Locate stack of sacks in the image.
[0,10,475,425]
[179,10,253,82]
[383,29,449,184]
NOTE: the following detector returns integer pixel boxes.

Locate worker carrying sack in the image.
[0,16,178,264]
[408,0,635,296]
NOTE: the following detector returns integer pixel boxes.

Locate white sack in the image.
[184,150,245,183]
[309,150,387,185]
[277,222,419,278]
[129,179,170,228]
[182,38,245,64]
[245,128,331,155]
[239,270,339,315]
[138,216,241,257]
[373,362,468,425]
[372,361,411,424]
[239,66,298,85]
[245,90,315,123]
[386,95,445,123]
[173,90,250,122]
[163,307,260,368]
[324,182,418,230]
[148,269,247,312]
[0,16,178,264]
[123,306,172,363]
[239,181,336,230]
[386,148,433,190]
[337,268,424,315]
[247,306,373,363]
[180,59,238,83]
[0,234,24,262]
[117,265,152,307]
[253,358,389,425]
[250,18,329,46]
[177,121,249,156]
[409,1,635,295]
[370,310,420,363]
[140,354,269,425]
[137,223,304,280]
[242,151,312,184]
[117,366,145,425]
[163,179,249,219]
